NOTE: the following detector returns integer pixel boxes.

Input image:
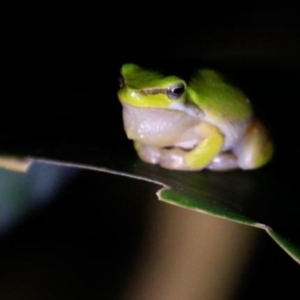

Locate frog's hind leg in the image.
[233,119,273,170]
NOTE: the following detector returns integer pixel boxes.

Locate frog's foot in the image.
[135,143,162,165]
[206,152,239,171]
[160,148,190,170]
[136,143,192,170]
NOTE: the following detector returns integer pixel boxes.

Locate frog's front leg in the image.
[233,119,273,170]
[166,123,224,170]
[136,123,224,171]
[136,142,191,170]
[135,141,190,170]
[181,122,224,170]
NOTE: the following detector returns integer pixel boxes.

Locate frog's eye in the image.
[119,75,124,88]
[166,83,185,100]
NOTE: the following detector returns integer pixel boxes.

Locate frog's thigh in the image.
[134,141,162,165]
[184,123,224,170]
[234,119,273,170]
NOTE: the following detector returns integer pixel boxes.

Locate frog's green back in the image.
[121,64,183,90]
[188,69,253,122]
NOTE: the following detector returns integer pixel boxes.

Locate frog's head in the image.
[118,63,187,109]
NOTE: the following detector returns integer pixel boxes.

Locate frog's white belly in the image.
[122,104,202,148]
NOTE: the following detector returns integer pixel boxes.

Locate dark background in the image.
[5,8,300,146]
[1,5,300,299]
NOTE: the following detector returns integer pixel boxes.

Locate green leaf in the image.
[266,228,300,265]
[1,63,299,265]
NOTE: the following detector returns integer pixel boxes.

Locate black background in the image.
[1,5,300,299]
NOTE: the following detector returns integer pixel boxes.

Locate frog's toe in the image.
[206,153,239,171]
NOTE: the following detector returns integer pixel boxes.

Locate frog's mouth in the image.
[121,103,201,148]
